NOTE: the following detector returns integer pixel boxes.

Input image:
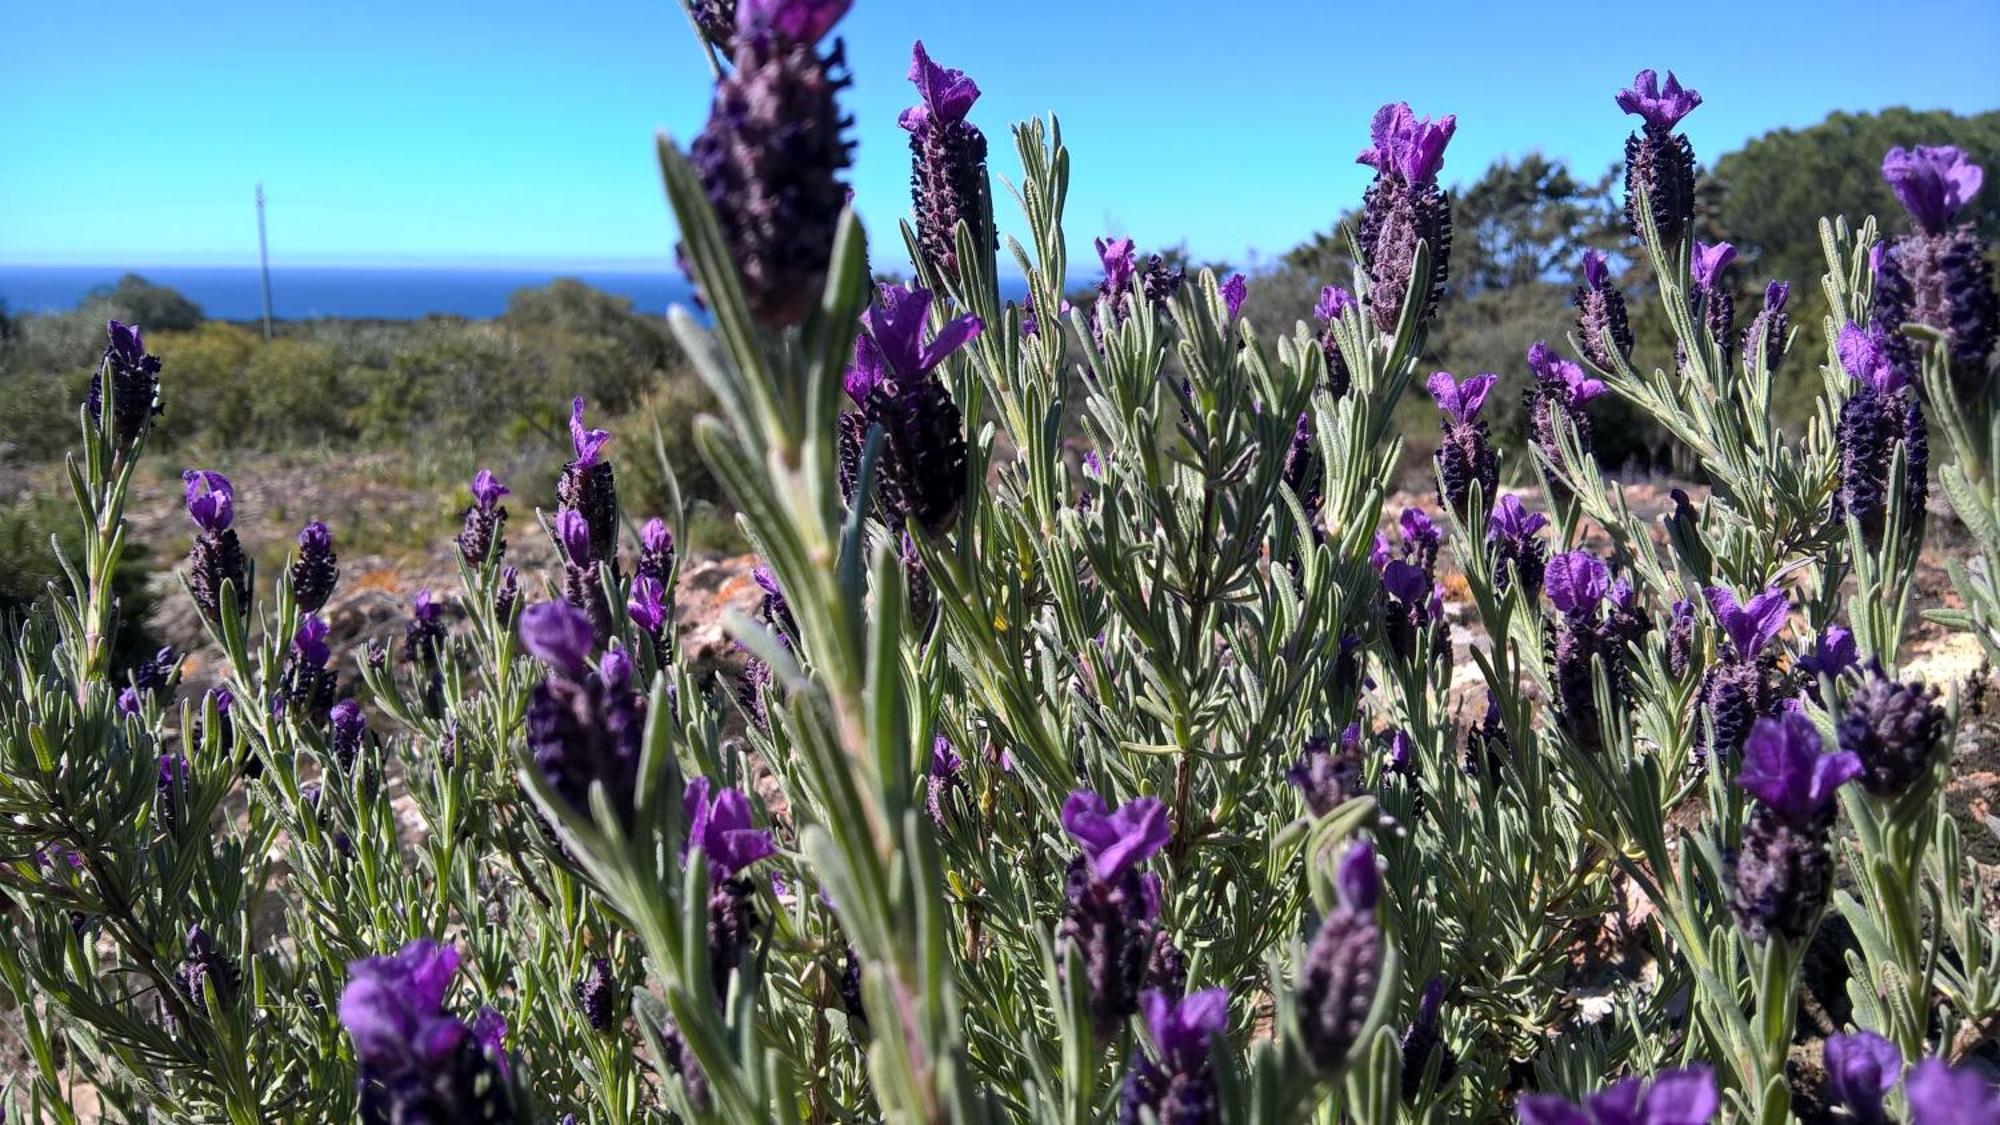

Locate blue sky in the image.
[3,0,1995,272]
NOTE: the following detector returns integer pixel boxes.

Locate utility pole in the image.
[255,182,274,339]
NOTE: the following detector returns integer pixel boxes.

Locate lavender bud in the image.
[1519,1068,1718,1125]
[686,0,854,328]
[1288,724,1367,818]
[1057,792,1171,1033]
[522,604,647,828]
[1298,841,1383,1073]
[1314,285,1357,398]
[339,940,519,1123]
[329,698,368,773]
[494,566,520,625]
[87,321,162,452]
[1616,69,1702,243]
[925,735,962,830]
[1281,413,1324,525]
[835,412,867,509]
[279,615,337,723]
[638,518,675,586]
[1834,323,1929,545]
[1462,694,1510,778]
[1484,495,1549,601]
[1666,599,1697,681]
[900,531,934,631]
[456,470,510,566]
[556,398,620,570]
[176,926,240,1013]
[576,957,615,1033]
[1118,989,1227,1125]
[1399,978,1457,1101]
[1741,281,1791,371]
[182,470,246,624]
[1427,371,1499,517]
[1525,342,1605,464]
[1573,251,1634,370]
[287,520,339,614]
[403,589,447,668]
[838,946,867,1030]
[1837,666,1945,798]
[1730,714,1862,942]
[900,42,989,277]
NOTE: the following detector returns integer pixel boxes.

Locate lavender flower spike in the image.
[457,469,510,565]
[1617,69,1702,242]
[339,939,519,1122]
[900,41,990,276]
[1874,145,1995,397]
[1486,494,1549,598]
[1574,249,1634,370]
[847,283,981,535]
[1731,713,1860,941]
[183,470,246,624]
[1736,711,1863,829]
[1824,1031,1902,1125]
[90,320,163,451]
[1356,101,1456,331]
[1297,840,1384,1073]
[685,0,854,327]
[1119,988,1229,1125]
[1428,371,1500,516]
[291,520,338,614]
[1834,321,1929,544]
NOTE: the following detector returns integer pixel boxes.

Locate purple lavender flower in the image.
[845,283,981,535]
[1574,250,1634,371]
[182,470,246,624]
[175,926,240,1014]
[1526,341,1606,464]
[1281,411,1324,527]
[1837,666,1945,798]
[557,509,614,644]
[1356,103,1456,332]
[556,398,620,569]
[577,957,616,1034]
[1731,713,1861,941]
[522,603,647,829]
[87,320,162,452]
[1905,1058,2000,1125]
[1058,791,1173,1031]
[1799,626,1858,683]
[1883,145,1983,235]
[638,517,675,585]
[1314,284,1357,398]
[1824,1031,1902,1125]
[404,588,447,670]
[1616,70,1702,243]
[689,0,736,53]
[1544,551,1633,752]
[1666,599,1697,681]
[339,939,519,1123]
[1874,146,1995,399]
[288,520,338,614]
[1691,240,1737,346]
[278,614,337,721]
[1428,371,1500,516]
[1485,495,1549,600]
[684,776,778,997]
[1399,978,1457,1101]
[1289,724,1367,818]
[1462,692,1511,777]
[925,735,963,829]
[1298,840,1384,1074]
[494,565,520,625]
[900,41,989,277]
[1220,273,1249,321]
[1516,1066,1717,1125]
[1093,237,1187,342]
[686,0,854,328]
[1834,323,1929,545]
[456,470,510,566]
[1118,988,1228,1125]
[1693,586,1791,768]
[628,575,670,653]
[329,698,369,773]
[1741,281,1791,371]
[899,531,934,631]
[1546,551,1610,619]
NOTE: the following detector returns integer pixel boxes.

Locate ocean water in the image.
[0,265,698,322]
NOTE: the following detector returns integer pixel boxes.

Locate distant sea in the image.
[0,265,698,322]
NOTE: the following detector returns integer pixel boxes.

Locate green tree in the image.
[82,273,205,332]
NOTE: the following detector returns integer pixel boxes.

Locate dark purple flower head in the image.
[521,602,595,681]
[898,40,978,129]
[1762,281,1790,313]
[736,0,848,43]
[1142,987,1229,1073]
[1882,145,1984,234]
[1356,102,1457,186]
[1527,341,1606,409]
[859,283,982,387]
[1615,70,1702,132]
[569,397,611,468]
[1289,724,1367,817]
[1062,791,1170,882]
[557,509,593,567]
[1838,322,1908,396]
[1905,1058,2000,1125]
[1385,729,1416,775]
[1704,585,1788,659]
[642,518,672,556]
[1336,839,1380,912]
[628,576,668,635]
[1546,551,1611,617]
[1738,712,1862,827]
[293,614,331,668]
[1486,495,1548,542]
[1690,240,1736,294]
[1316,284,1357,322]
[683,776,778,877]
[1799,626,1858,680]
[118,686,143,715]
[1838,667,1946,798]
[331,698,366,741]
[1517,1067,1718,1125]
[182,470,235,533]
[471,469,509,510]
[1427,371,1499,424]
[1825,1031,1902,1125]
[411,588,440,625]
